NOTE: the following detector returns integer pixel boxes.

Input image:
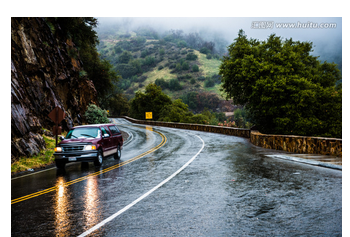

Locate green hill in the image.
[96,28,227,108]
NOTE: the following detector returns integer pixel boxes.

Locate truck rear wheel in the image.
[114,145,121,160]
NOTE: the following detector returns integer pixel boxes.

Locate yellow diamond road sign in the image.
[145,112,153,119]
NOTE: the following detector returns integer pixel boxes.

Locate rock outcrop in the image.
[11,17,98,163]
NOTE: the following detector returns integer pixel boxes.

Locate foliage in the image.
[233,107,252,128]
[141,49,149,58]
[84,104,110,124]
[130,84,172,120]
[180,91,220,112]
[104,93,130,116]
[115,63,139,79]
[204,78,215,87]
[159,48,165,55]
[129,84,226,125]
[142,56,156,66]
[192,64,199,72]
[181,61,189,70]
[200,47,211,55]
[169,78,183,91]
[219,30,342,137]
[159,99,194,123]
[155,78,169,89]
[118,51,133,63]
[11,135,56,174]
[186,53,198,60]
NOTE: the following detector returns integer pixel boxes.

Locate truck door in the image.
[101,126,113,157]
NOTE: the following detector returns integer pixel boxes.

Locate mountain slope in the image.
[96,29,230,113]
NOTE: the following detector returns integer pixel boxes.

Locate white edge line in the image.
[11,167,57,180]
[78,134,205,237]
[266,154,342,170]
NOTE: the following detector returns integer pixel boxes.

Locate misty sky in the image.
[97,17,342,61]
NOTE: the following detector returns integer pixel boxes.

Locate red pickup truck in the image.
[53,123,123,169]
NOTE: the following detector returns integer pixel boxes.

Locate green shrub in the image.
[182,61,189,70]
[177,40,187,48]
[84,104,110,124]
[159,48,165,55]
[115,64,138,79]
[175,63,182,71]
[142,56,155,66]
[155,78,169,89]
[204,78,215,87]
[114,46,122,54]
[192,64,199,72]
[141,49,149,58]
[169,78,182,91]
[200,47,210,55]
[186,53,198,60]
[118,51,133,63]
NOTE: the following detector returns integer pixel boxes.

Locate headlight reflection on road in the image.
[83,177,100,229]
[55,177,72,236]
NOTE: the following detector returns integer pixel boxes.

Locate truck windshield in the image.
[66,127,100,139]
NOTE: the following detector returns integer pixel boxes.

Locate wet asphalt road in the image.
[11,118,342,236]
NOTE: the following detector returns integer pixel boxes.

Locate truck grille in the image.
[63,146,84,152]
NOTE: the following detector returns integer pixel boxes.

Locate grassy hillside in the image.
[97,29,226,100]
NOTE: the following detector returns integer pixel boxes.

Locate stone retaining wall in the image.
[118,116,342,157]
[119,116,250,138]
[250,131,342,157]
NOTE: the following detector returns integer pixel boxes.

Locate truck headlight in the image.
[55,147,62,152]
[84,145,96,151]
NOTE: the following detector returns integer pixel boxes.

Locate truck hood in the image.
[58,137,99,145]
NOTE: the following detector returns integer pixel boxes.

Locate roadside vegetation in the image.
[11,134,56,174]
[130,83,227,125]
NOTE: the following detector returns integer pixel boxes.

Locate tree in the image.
[219,30,342,137]
[104,93,130,116]
[159,99,194,123]
[118,51,133,63]
[130,84,172,120]
[84,104,110,124]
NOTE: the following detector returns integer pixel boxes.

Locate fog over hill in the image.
[97,17,342,71]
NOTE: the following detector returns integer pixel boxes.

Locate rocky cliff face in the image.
[11,17,98,163]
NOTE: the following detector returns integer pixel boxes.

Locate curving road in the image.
[11,118,342,236]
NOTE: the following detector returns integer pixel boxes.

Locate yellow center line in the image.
[11,130,167,205]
